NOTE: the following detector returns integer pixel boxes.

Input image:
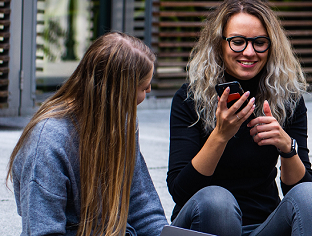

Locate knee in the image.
[286,182,312,206]
[192,186,240,213]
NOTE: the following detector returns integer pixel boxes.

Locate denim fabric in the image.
[126,223,137,236]
[172,183,312,236]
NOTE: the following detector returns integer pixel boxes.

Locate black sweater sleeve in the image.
[167,84,212,206]
[280,97,312,194]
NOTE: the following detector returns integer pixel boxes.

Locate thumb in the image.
[263,100,272,117]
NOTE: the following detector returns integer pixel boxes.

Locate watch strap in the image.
[278,138,297,158]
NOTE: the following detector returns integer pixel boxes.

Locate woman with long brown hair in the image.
[6,32,168,235]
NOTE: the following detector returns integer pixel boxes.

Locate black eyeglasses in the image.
[222,36,271,53]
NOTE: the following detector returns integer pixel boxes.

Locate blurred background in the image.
[0,0,311,117]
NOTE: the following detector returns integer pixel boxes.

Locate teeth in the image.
[241,61,254,65]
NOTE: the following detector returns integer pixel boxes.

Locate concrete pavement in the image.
[1,95,312,235]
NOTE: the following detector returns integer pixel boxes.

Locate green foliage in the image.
[40,19,66,62]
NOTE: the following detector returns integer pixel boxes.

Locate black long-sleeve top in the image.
[167,80,312,225]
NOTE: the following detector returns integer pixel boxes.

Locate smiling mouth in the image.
[239,61,255,65]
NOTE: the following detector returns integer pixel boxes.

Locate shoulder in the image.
[173,83,189,101]
[33,117,77,141]
[171,83,198,117]
[172,83,194,108]
[296,96,307,112]
[284,96,307,127]
[289,96,307,118]
[13,117,79,189]
[25,117,79,161]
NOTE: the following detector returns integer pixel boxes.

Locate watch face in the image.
[293,138,298,152]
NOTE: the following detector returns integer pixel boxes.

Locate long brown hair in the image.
[188,0,306,131]
[6,32,156,236]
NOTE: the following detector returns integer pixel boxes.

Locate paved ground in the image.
[1,95,312,235]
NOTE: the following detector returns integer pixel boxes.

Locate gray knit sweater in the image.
[12,117,168,235]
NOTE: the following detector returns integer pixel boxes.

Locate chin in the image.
[239,75,255,80]
[237,71,260,80]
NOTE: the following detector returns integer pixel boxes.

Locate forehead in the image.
[224,13,267,37]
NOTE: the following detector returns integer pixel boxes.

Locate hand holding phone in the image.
[215,81,256,121]
[215,81,246,112]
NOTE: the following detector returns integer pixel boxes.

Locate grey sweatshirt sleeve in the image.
[127,130,168,236]
[12,119,80,236]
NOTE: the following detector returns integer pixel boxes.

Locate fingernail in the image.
[245,91,250,97]
[250,97,255,103]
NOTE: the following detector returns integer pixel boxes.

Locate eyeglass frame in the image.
[222,36,271,53]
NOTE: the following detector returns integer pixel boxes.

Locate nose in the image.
[243,41,256,56]
[146,84,151,93]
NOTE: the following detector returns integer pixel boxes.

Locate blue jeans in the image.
[172,182,312,236]
[125,223,137,236]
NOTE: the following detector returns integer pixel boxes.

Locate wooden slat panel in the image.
[0,31,10,37]
[0,67,9,73]
[290,39,312,45]
[304,68,312,74]
[0,90,8,97]
[157,52,190,58]
[156,72,187,78]
[294,49,312,55]
[0,8,10,14]
[157,61,188,67]
[0,0,10,106]
[154,32,200,37]
[0,20,10,26]
[268,2,312,7]
[0,43,9,50]
[156,42,195,48]
[300,58,312,64]
[275,11,312,17]
[154,11,210,17]
[0,78,8,86]
[286,30,312,36]
[153,21,203,27]
[154,1,220,7]
[0,55,9,60]
[281,21,312,27]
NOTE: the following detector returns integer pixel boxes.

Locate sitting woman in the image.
[7,32,168,236]
[168,0,312,235]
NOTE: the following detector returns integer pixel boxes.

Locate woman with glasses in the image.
[168,0,312,235]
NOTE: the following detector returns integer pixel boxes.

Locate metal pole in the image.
[144,0,152,47]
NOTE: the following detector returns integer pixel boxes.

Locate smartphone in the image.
[215,81,246,109]
[215,81,256,120]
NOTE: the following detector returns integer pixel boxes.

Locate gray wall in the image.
[0,0,37,116]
